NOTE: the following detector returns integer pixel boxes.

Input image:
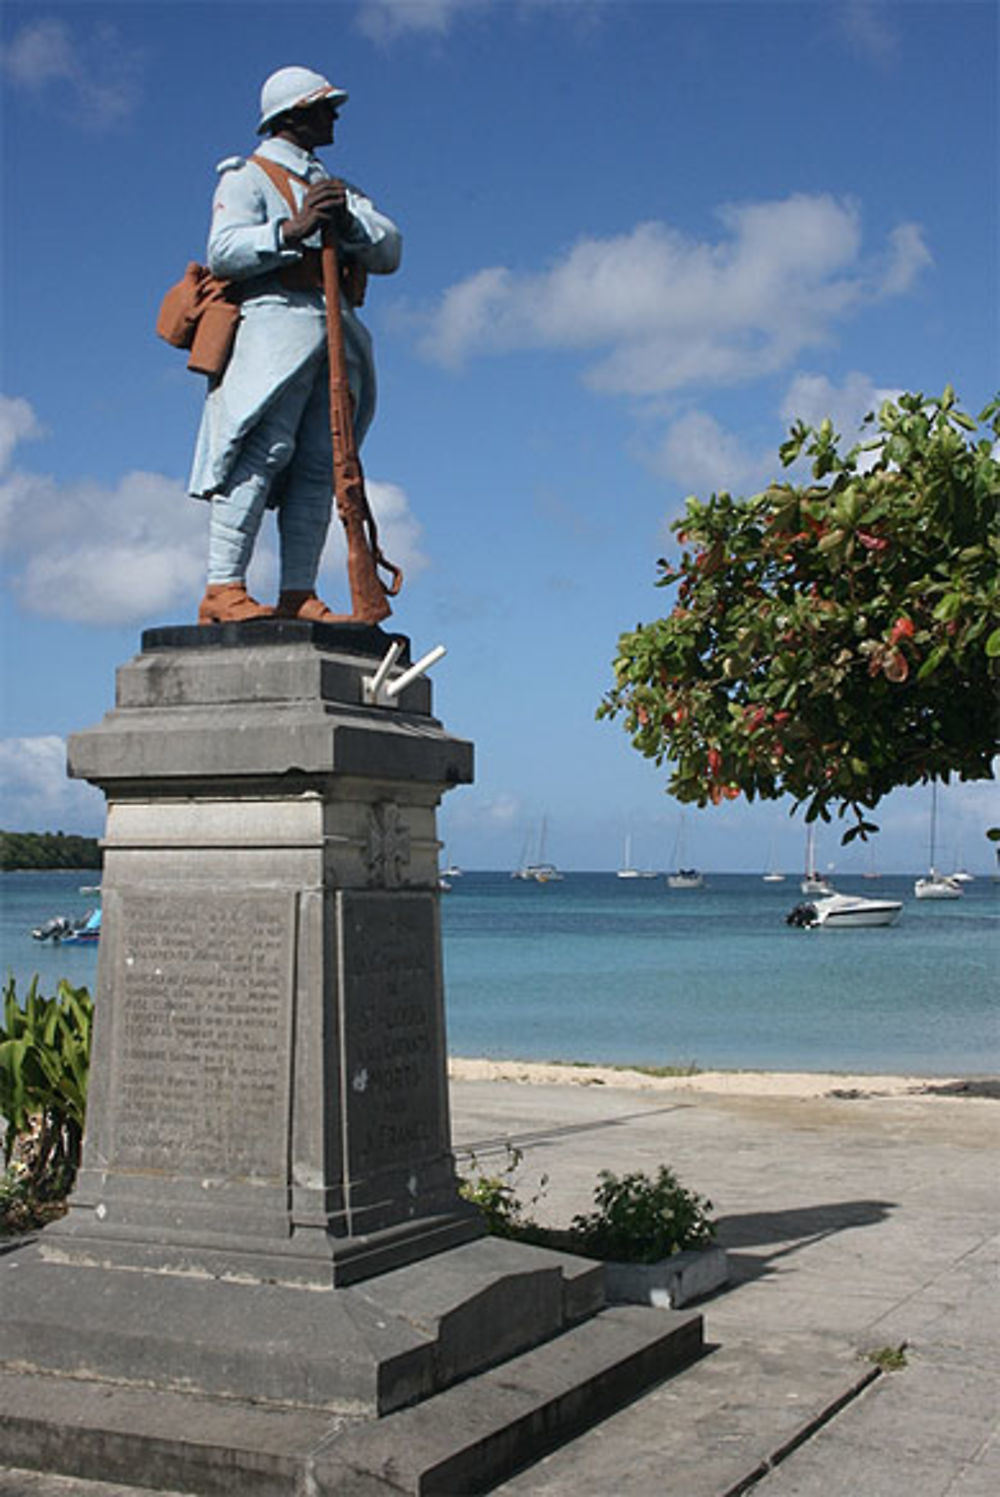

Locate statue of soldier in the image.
[188,65,402,624]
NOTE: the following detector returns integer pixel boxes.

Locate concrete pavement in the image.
[0,1070,996,1495]
[450,1072,999,1497]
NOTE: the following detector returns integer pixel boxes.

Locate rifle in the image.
[321,233,403,623]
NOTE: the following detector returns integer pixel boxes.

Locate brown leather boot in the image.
[275,590,352,623]
[197,583,275,625]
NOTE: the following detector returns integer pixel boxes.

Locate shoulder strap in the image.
[250,153,300,215]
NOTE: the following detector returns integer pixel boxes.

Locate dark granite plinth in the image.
[142,617,411,661]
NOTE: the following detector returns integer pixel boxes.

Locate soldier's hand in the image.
[282,179,352,245]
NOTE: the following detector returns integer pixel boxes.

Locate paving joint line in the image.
[719,1363,883,1496]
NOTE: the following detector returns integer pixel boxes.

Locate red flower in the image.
[889,616,915,643]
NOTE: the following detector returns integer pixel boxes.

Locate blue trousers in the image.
[207,350,334,592]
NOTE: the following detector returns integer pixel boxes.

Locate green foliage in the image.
[569,1166,716,1264]
[866,1343,908,1372]
[0,830,102,871]
[0,976,93,1230]
[459,1150,715,1265]
[599,389,1000,841]
[458,1144,549,1240]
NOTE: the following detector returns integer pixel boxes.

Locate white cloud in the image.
[0,399,427,626]
[314,478,430,603]
[0,460,206,626]
[0,395,44,472]
[0,736,104,834]
[1,18,77,86]
[877,222,933,296]
[419,195,931,398]
[643,370,909,501]
[781,371,905,465]
[357,0,606,43]
[447,791,522,833]
[837,1,901,63]
[643,410,774,496]
[357,0,488,42]
[0,18,141,129]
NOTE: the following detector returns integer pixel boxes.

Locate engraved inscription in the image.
[110,892,293,1178]
[340,892,444,1172]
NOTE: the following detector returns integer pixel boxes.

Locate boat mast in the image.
[929,782,938,874]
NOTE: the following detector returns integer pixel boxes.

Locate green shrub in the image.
[569,1166,716,1263]
[460,1148,717,1265]
[0,976,93,1231]
[457,1143,549,1241]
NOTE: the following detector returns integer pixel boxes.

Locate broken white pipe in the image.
[385,644,447,699]
[368,639,402,699]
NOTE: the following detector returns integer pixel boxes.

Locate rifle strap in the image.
[252,154,367,303]
[250,152,302,214]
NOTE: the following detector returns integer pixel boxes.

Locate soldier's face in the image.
[295,99,339,149]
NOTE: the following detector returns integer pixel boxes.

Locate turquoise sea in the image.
[2,870,997,1076]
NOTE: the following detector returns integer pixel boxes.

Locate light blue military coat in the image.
[188,136,401,500]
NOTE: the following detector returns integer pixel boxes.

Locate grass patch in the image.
[866,1343,908,1372]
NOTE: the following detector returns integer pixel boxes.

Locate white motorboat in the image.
[514,862,563,883]
[914,873,962,900]
[914,784,963,900]
[787,891,903,929]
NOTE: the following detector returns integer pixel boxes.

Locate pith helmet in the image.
[256,66,348,134]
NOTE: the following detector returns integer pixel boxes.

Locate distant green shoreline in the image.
[0,832,102,873]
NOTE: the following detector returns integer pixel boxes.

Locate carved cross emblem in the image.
[366,801,410,888]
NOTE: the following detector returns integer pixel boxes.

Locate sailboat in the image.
[947,843,974,883]
[617,834,657,879]
[914,784,963,899]
[666,813,704,889]
[761,835,786,882]
[512,818,563,882]
[801,825,834,896]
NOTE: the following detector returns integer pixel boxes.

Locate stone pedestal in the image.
[0,621,704,1493]
[52,619,481,1286]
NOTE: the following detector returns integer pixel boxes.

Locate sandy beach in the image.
[448,1055,995,1100]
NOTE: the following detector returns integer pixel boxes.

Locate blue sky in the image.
[1,0,997,873]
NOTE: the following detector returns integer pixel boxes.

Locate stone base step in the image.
[0,1305,703,1496]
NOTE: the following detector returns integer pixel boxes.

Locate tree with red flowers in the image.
[599,389,1000,842]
